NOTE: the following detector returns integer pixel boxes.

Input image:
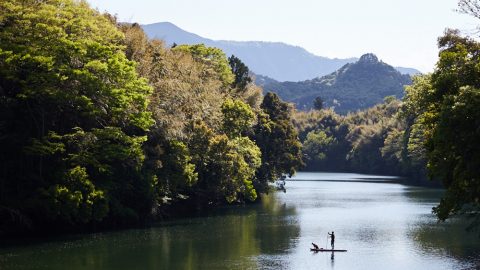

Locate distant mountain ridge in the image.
[258,54,412,114]
[142,22,420,82]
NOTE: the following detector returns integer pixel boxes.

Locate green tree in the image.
[380,129,405,172]
[400,75,432,180]
[303,130,336,165]
[46,166,108,224]
[221,99,255,138]
[403,29,480,226]
[427,30,480,223]
[313,97,324,110]
[206,135,261,202]
[254,93,303,192]
[228,55,252,90]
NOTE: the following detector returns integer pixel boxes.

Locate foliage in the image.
[294,97,426,177]
[0,0,154,231]
[206,135,261,202]
[152,139,198,199]
[303,130,336,162]
[0,1,306,234]
[174,44,235,87]
[221,99,255,138]
[121,24,227,140]
[422,30,480,223]
[120,24,280,207]
[254,93,303,192]
[229,55,252,90]
[313,96,324,110]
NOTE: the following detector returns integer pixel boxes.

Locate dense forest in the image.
[0,0,479,237]
[0,0,302,235]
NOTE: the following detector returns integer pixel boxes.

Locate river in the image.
[1,172,479,269]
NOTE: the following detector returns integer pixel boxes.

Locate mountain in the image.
[142,22,358,81]
[258,54,412,114]
[394,66,421,75]
[142,22,208,45]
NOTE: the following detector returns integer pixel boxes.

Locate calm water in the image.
[1,172,479,270]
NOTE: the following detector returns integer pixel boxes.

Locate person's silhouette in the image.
[328,231,335,249]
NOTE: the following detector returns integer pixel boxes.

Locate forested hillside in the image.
[0,0,302,235]
[259,54,412,113]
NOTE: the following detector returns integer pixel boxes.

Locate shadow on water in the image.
[401,187,480,268]
[0,193,300,270]
[410,217,480,267]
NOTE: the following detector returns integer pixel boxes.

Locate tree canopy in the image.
[0,0,154,230]
[0,1,303,235]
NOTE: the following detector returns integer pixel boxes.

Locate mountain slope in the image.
[142,22,358,81]
[142,22,211,46]
[258,54,412,114]
[394,66,421,75]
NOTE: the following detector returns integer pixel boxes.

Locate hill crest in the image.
[258,53,412,114]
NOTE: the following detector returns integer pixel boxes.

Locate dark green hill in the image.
[257,54,412,114]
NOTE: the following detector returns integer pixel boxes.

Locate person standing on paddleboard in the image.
[328,231,335,249]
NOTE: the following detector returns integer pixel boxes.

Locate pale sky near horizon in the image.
[86,0,478,72]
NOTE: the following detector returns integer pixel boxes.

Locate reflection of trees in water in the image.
[411,218,480,264]
[402,187,444,204]
[0,192,300,270]
[404,187,480,265]
[155,192,300,269]
[256,193,300,255]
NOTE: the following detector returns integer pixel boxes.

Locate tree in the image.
[408,29,480,227]
[253,93,303,192]
[313,97,324,110]
[221,99,255,138]
[206,135,261,203]
[303,130,336,167]
[458,0,480,20]
[400,75,432,180]
[228,55,252,90]
[174,44,235,87]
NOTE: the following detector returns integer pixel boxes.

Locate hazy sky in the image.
[86,0,478,72]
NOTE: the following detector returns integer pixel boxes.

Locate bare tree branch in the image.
[458,0,480,20]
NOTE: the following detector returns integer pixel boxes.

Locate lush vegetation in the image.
[258,53,412,113]
[294,96,429,182]
[0,0,302,235]
[410,29,480,228]
[1,0,479,236]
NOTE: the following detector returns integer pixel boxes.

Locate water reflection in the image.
[0,192,300,270]
[1,172,479,270]
[411,218,480,261]
[284,172,479,270]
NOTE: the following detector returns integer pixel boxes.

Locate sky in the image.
[86,0,478,72]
